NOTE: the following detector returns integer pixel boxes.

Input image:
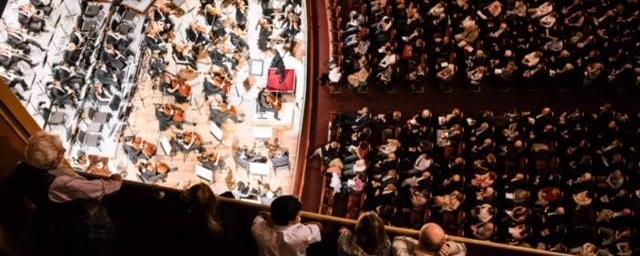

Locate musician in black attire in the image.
[7,27,45,53]
[63,43,83,66]
[257,88,280,120]
[94,62,121,91]
[48,80,77,108]
[185,23,210,55]
[101,44,127,71]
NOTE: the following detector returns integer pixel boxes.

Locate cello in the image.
[130,136,158,159]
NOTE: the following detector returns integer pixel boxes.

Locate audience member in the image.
[9,131,123,256]
[252,195,322,256]
[392,223,466,256]
[337,211,391,256]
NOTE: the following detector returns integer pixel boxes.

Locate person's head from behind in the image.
[25,131,65,170]
[184,183,222,235]
[270,195,302,226]
[355,211,387,254]
[419,223,447,251]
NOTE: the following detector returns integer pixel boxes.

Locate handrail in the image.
[76,172,569,256]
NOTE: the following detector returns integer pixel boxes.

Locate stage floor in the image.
[1,0,309,199]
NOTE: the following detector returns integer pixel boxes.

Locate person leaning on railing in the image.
[8,131,123,256]
[252,195,322,256]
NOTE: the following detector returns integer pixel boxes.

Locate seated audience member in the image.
[252,195,322,256]
[392,223,466,256]
[338,211,391,256]
[9,131,123,256]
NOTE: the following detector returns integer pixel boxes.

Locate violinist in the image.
[174,131,205,153]
[257,87,281,120]
[144,23,168,54]
[102,44,127,71]
[123,136,157,163]
[93,83,113,105]
[48,79,77,108]
[172,41,197,68]
[150,0,176,35]
[137,159,171,184]
[18,4,46,33]
[185,22,210,55]
[156,103,185,130]
[166,77,192,103]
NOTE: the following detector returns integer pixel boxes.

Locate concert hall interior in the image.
[4,0,640,255]
[1,0,307,197]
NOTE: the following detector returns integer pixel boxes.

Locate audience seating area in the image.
[319,103,640,254]
[328,0,640,93]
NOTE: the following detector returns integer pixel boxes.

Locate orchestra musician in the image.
[205,5,226,38]
[197,149,226,173]
[0,67,28,101]
[106,30,133,57]
[102,44,128,71]
[185,22,210,55]
[209,100,242,126]
[203,69,231,100]
[29,0,52,16]
[48,80,77,108]
[6,26,45,53]
[173,131,206,153]
[257,87,281,120]
[172,41,197,68]
[166,76,192,103]
[150,0,176,35]
[63,43,83,67]
[94,61,122,90]
[18,4,46,33]
[93,83,114,105]
[155,103,186,130]
[144,22,168,54]
[0,45,38,70]
[123,136,157,163]
[136,159,171,184]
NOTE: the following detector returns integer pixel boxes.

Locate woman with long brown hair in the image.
[180,183,225,255]
[338,211,391,256]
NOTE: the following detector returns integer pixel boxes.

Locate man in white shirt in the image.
[252,195,322,256]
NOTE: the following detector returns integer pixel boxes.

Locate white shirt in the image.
[252,215,322,256]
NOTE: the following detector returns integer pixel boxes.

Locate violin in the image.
[131,137,158,159]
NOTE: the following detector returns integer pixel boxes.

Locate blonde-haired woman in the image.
[338,211,391,255]
[10,131,123,256]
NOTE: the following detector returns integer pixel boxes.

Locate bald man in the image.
[392,223,466,256]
